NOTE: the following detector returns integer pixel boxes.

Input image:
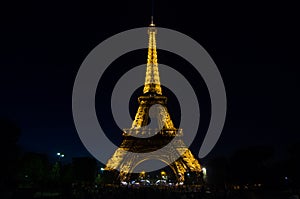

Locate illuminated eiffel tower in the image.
[105,18,202,183]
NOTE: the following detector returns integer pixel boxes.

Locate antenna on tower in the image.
[150,0,155,26]
[151,0,154,18]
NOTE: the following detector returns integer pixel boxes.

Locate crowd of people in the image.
[71,184,208,199]
[69,183,300,199]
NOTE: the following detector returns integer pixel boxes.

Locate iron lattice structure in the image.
[105,20,202,183]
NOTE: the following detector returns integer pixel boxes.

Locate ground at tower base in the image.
[13,183,300,199]
[4,145,300,199]
[8,149,300,199]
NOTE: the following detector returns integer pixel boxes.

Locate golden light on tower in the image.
[143,18,162,95]
[104,17,202,183]
[139,171,146,179]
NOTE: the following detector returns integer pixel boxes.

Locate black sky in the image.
[1,0,299,163]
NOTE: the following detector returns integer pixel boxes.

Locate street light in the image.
[202,167,207,176]
[161,171,167,180]
[56,152,65,160]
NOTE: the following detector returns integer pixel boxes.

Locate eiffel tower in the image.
[105,18,202,183]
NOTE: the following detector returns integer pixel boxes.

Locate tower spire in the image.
[143,18,162,95]
[150,16,154,26]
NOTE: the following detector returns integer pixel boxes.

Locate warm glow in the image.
[104,20,202,183]
[143,23,162,95]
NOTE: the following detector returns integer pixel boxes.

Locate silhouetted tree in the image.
[0,118,21,196]
[72,157,97,182]
[230,146,274,185]
[287,142,300,187]
[206,157,230,188]
[19,152,49,187]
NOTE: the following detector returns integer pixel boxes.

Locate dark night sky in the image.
[1,0,299,163]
